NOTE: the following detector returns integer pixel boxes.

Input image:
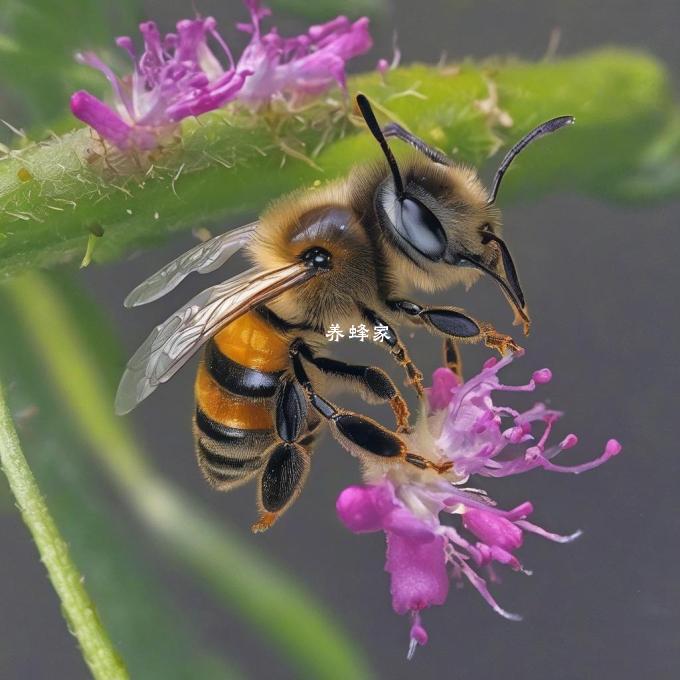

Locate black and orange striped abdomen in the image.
[194,310,293,490]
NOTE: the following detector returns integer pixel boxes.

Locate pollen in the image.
[429,127,445,143]
[17,167,32,182]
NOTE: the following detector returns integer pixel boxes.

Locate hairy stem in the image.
[0,49,677,277]
[6,271,374,680]
[0,381,128,680]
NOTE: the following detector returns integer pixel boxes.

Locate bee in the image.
[116,95,573,532]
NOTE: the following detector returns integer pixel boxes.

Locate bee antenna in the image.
[488,115,575,204]
[356,94,405,197]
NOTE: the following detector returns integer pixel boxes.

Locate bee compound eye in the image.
[398,196,447,260]
[301,246,332,269]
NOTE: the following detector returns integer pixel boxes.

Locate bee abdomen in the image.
[195,406,275,451]
[193,311,309,492]
[205,338,283,399]
[194,407,275,489]
[211,310,290,373]
[194,356,277,490]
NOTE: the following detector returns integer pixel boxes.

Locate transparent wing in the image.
[115,263,313,414]
[124,221,258,308]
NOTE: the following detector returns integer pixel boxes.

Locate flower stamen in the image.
[337,351,621,656]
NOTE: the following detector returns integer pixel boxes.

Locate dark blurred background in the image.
[1,1,679,678]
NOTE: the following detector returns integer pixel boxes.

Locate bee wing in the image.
[124,221,258,308]
[115,263,313,414]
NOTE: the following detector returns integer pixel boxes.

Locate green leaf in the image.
[612,110,680,201]
[4,271,375,680]
[0,49,677,279]
[0,281,241,679]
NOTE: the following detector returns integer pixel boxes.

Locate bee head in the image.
[356,94,574,334]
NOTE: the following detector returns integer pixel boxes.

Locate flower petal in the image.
[462,508,523,551]
[386,531,449,615]
[427,367,460,411]
[336,483,395,533]
[70,91,136,149]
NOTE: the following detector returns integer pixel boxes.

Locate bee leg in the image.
[443,338,464,380]
[289,342,450,474]
[252,377,313,533]
[389,300,522,356]
[359,306,425,399]
[296,343,411,432]
[252,442,310,533]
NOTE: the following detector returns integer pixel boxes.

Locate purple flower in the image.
[71,2,374,149]
[336,351,622,659]
[235,0,372,104]
[71,17,249,150]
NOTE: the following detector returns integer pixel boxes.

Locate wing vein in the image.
[124,221,258,307]
[115,263,313,414]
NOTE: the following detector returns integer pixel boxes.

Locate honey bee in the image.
[116,95,573,532]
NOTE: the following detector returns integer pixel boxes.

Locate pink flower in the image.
[336,351,622,659]
[71,17,249,150]
[235,1,372,105]
[431,354,620,478]
[70,2,374,149]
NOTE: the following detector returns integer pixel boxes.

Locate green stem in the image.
[0,381,128,680]
[7,271,373,680]
[0,49,677,277]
